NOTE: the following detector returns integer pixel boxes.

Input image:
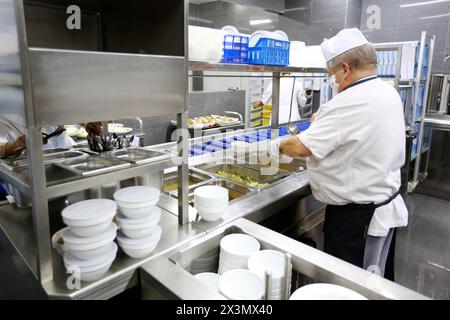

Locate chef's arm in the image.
[280,136,312,158]
[0,136,26,158]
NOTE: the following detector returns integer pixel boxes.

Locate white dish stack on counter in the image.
[194,186,229,222]
[114,186,162,259]
[60,199,118,282]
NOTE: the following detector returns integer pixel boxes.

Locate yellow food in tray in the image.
[211,115,241,126]
[216,170,268,189]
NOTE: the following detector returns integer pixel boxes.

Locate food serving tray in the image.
[55,156,131,176]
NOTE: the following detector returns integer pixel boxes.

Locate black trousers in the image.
[323,204,376,268]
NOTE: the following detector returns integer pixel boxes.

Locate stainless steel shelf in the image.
[46,157,181,200]
[189,61,327,74]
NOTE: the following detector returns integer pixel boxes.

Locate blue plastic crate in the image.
[248,38,290,66]
[221,34,249,64]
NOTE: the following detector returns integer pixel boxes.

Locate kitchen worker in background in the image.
[255,72,308,124]
[279,28,408,278]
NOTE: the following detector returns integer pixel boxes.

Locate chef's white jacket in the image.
[261,78,307,124]
[298,77,408,237]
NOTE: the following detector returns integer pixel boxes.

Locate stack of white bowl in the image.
[247,250,287,300]
[60,199,118,282]
[194,186,229,222]
[218,234,260,274]
[113,186,162,259]
[218,269,265,300]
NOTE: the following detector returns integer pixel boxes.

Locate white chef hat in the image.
[320,28,369,63]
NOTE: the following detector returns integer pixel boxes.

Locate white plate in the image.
[62,199,117,227]
[195,273,220,292]
[219,269,265,300]
[114,186,160,205]
[109,127,133,134]
[247,250,286,280]
[289,284,368,300]
[220,234,260,260]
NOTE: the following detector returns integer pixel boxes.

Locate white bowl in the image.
[116,208,161,239]
[118,205,158,219]
[52,228,67,256]
[247,250,286,280]
[114,186,160,208]
[289,284,368,300]
[62,199,117,228]
[196,204,228,222]
[68,219,113,238]
[195,272,220,292]
[62,224,117,260]
[64,242,117,282]
[195,197,229,208]
[220,234,260,261]
[219,269,265,300]
[117,226,161,259]
[194,186,229,208]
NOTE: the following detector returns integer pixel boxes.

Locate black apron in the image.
[323,190,400,268]
[323,75,398,268]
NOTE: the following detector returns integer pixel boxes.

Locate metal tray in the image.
[55,156,131,176]
[1,150,88,170]
[170,178,253,205]
[194,163,290,190]
[163,170,213,192]
[101,148,170,165]
[241,158,307,174]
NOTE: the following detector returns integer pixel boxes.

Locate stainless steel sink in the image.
[144,219,428,300]
[102,148,170,165]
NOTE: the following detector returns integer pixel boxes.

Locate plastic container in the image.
[248,38,290,66]
[61,199,117,238]
[115,207,161,239]
[117,226,162,259]
[63,242,117,282]
[114,186,160,219]
[221,34,249,64]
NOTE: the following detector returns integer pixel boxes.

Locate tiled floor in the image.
[396,193,450,300]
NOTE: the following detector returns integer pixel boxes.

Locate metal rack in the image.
[189,62,327,137]
[0,0,189,286]
[374,31,436,192]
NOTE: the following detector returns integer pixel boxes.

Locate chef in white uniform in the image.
[257,73,308,124]
[279,28,408,277]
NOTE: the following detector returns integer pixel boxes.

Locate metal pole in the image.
[413,35,435,184]
[14,0,53,284]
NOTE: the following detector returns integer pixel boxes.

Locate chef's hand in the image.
[311,113,317,123]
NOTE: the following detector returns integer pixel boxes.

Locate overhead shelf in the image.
[189,61,327,74]
[46,157,180,200]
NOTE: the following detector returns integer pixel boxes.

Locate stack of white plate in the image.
[289,284,368,300]
[59,199,118,282]
[114,186,162,258]
[218,234,260,275]
[248,250,286,300]
[194,186,229,222]
[219,269,265,300]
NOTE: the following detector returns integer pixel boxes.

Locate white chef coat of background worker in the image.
[259,74,308,124]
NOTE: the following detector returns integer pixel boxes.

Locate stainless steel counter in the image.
[0,204,206,299]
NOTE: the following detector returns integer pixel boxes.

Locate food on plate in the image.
[188,116,216,129]
[211,115,241,126]
[216,170,268,188]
